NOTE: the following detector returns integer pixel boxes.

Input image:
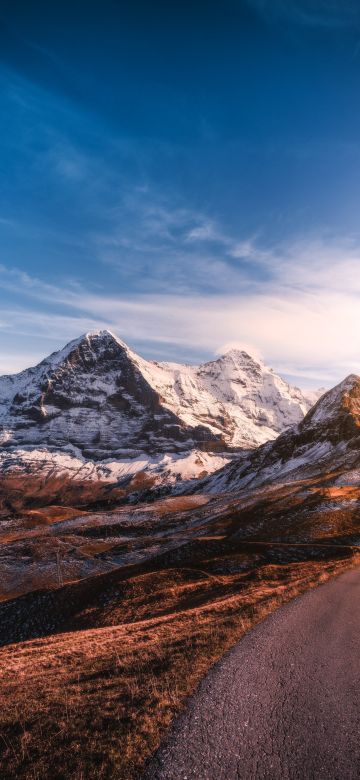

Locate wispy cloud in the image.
[91,190,271,295]
[2,231,360,387]
[1,65,360,386]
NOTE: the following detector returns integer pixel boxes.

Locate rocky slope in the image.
[204,374,360,493]
[0,330,319,500]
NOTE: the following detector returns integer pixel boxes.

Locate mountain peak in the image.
[223,348,251,360]
[305,373,360,427]
[45,329,130,369]
[83,328,122,343]
[220,347,262,364]
[82,329,128,349]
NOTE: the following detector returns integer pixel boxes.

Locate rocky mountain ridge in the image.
[204,374,360,493]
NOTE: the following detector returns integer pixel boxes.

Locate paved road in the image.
[143,568,360,780]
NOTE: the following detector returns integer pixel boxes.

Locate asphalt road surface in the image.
[143,567,360,780]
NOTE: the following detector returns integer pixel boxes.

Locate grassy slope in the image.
[1,480,360,779]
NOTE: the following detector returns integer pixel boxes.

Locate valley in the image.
[1,333,360,779]
[1,471,360,778]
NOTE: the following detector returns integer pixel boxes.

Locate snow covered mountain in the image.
[140,349,316,450]
[204,374,360,493]
[0,330,320,499]
[0,330,221,458]
[0,330,316,453]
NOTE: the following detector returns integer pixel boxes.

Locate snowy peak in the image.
[0,332,225,458]
[204,347,266,371]
[0,331,318,463]
[44,329,130,368]
[212,348,263,367]
[1,330,134,413]
[192,347,312,446]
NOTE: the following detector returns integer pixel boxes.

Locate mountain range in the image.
[0,329,320,502]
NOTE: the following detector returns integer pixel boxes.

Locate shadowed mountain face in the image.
[0,331,221,459]
[205,375,360,493]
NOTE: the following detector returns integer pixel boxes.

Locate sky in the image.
[1,0,360,386]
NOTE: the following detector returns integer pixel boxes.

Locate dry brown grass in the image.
[136,495,211,515]
[1,475,360,778]
[0,551,358,780]
[21,506,89,525]
[0,473,133,518]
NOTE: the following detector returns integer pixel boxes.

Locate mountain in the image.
[0,330,315,455]
[144,348,315,449]
[0,330,221,458]
[0,330,319,506]
[204,374,360,493]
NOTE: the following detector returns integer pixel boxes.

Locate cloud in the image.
[2,193,360,387]
[0,74,267,298]
[185,220,221,243]
[92,191,270,295]
[2,235,360,387]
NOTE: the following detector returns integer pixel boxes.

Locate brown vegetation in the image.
[0,538,358,778]
[1,477,360,778]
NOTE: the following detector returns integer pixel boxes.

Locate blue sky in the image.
[1,0,360,386]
